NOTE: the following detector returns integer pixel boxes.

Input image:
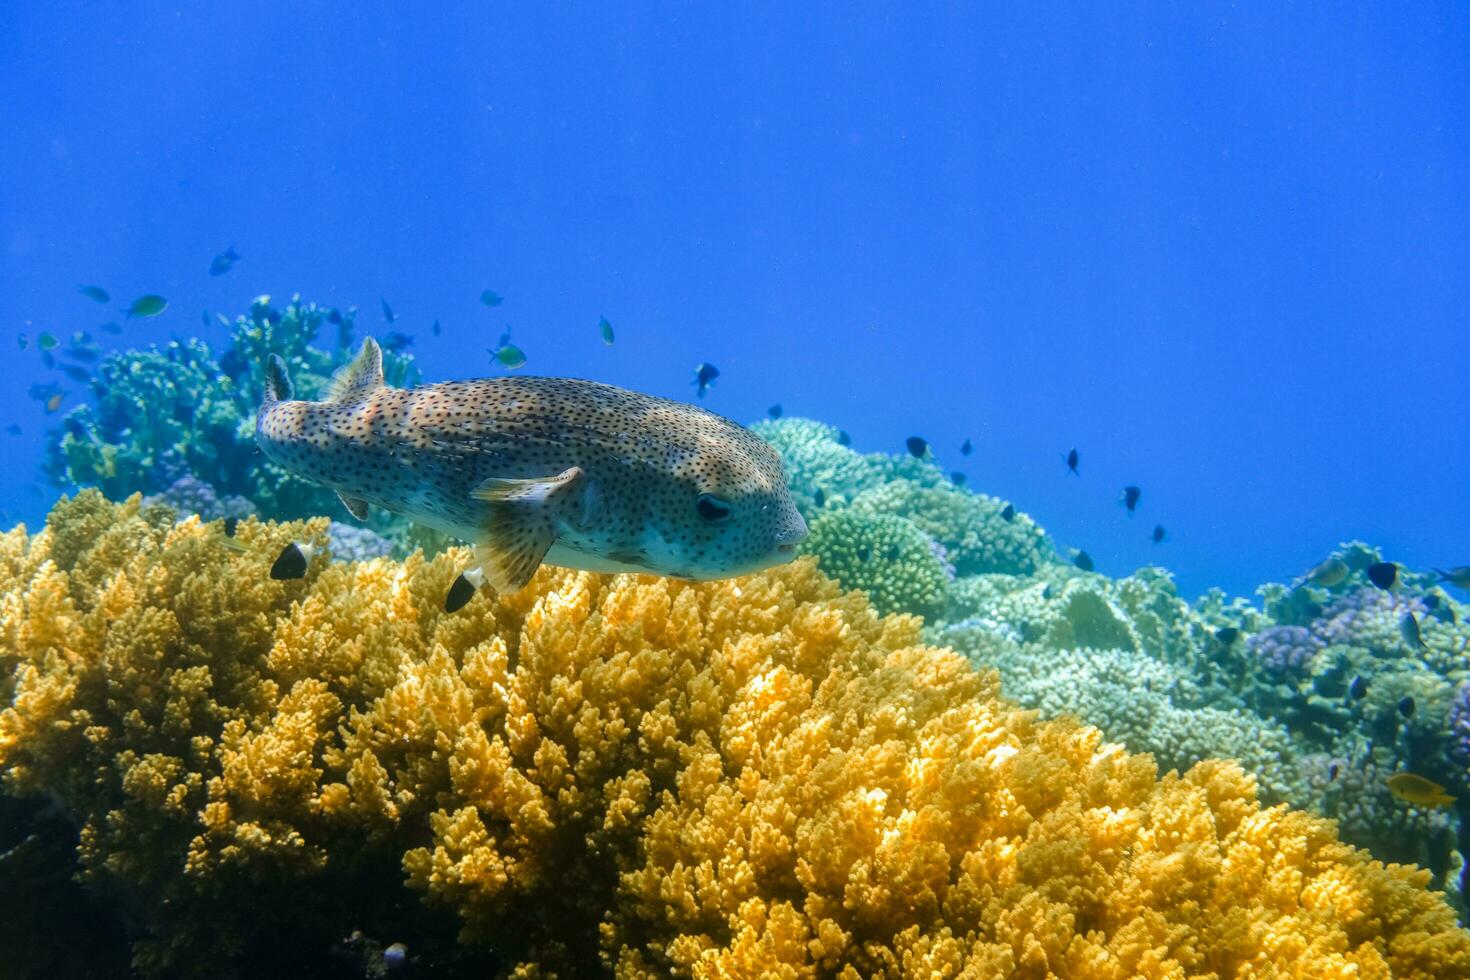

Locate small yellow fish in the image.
[1386,772,1456,808]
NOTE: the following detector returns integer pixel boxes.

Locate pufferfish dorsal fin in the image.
[337,490,370,521]
[323,337,385,404]
[469,466,584,594]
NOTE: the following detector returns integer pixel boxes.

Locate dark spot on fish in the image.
[1073,550,1094,572]
[444,573,477,613]
[1367,561,1398,590]
[1349,675,1369,699]
[1215,627,1239,645]
[906,436,928,458]
[269,542,310,580]
[1398,696,1416,719]
[768,404,782,419]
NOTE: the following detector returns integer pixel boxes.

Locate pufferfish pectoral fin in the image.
[336,490,370,521]
[468,466,584,594]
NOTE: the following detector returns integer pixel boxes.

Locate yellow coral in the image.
[1,490,1468,977]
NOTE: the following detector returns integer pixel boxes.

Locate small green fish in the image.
[125,294,168,318]
[1435,566,1470,590]
[1400,611,1427,650]
[599,316,614,345]
[1298,556,1350,589]
[78,284,109,304]
[37,332,59,351]
[480,289,504,307]
[491,342,527,369]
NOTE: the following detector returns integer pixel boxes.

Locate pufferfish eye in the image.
[696,493,733,523]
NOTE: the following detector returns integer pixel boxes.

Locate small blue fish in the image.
[78,284,109,303]
[768,404,782,419]
[950,471,966,485]
[1001,504,1015,522]
[1066,447,1079,475]
[28,382,63,402]
[480,290,504,307]
[599,316,614,346]
[1121,485,1141,514]
[837,430,851,446]
[209,246,241,276]
[1152,524,1167,544]
[961,438,972,456]
[381,298,397,323]
[692,362,719,398]
[906,436,928,459]
[432,319,442,337]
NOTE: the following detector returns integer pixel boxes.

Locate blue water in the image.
[1,3,1466,598]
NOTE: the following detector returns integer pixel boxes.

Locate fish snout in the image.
[773,510,809,555]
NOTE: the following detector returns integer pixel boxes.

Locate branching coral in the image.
[2,492,1468,977]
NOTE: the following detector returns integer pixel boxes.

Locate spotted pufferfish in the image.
[255,337,808,610]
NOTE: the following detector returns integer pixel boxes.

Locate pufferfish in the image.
[255,337,808,610]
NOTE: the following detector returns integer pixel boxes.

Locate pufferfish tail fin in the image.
[323,337,386,405]
[263,354,294,405]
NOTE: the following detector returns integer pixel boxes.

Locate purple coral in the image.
[1246,625,1323,677]
[1313,588,1426,651]
[1449,682,1470,767]
[143,475,256,522]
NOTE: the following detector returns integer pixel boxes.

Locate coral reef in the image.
[801,508,952,617]
[4,492,1468,976]
[44,295,422,535]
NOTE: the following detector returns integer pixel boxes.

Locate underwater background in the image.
[4,4,1470,978]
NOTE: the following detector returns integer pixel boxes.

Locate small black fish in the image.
[209,246,241,276]
[950,471,966,486]
[1328,762,1340,781]
[1398,696,1416,719]
[961,438,972,456]
[1349,675,1369,700]
[906,436,928,459]
[1215,627,1240,646]
[61,365,92,385]
[269,542,313,580]
[380,331,414,353]
[1366,561,1398,590]
[1121,485,1141,514]
[768,404,782,419]
[380,298,397,323]
[1152,524,1166,544]
[692,363,719,398]
[1073,550,1094,572]
[813,488,826,508]
[837,430,851,447]
[1066,447,1079,475]
[222,517,239,537]
[445,570,483,613]
[1000,503,1015,522]
[480,289,504,308]
[432,319,442,337]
